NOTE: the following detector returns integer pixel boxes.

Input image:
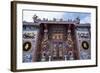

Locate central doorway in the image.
[49,24,67,61]
[51,41,65,60]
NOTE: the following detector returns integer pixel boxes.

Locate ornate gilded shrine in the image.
[37,24,78,61]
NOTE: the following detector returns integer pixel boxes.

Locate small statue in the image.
[53,18,56,21]
[32,14,38,23]
[75,16,80,24]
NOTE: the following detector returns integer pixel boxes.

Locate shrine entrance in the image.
[49,25,67,60]
[38,24,79,61]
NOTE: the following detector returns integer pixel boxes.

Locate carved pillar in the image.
[65,24,74,60]
[41,24,49,61]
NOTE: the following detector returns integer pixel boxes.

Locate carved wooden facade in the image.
[22,21,91,62]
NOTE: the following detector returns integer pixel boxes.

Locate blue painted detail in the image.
[80,51,91,59]
[23,53,33,63]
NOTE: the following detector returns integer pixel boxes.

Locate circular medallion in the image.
[81,41,89,50]
[23,41,32,51]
